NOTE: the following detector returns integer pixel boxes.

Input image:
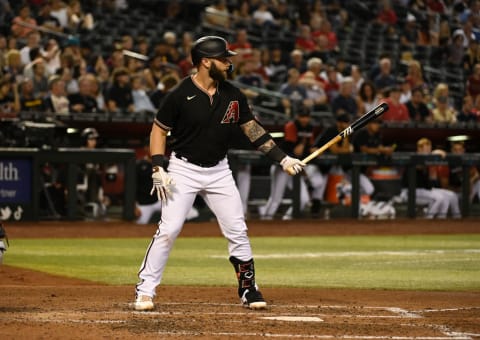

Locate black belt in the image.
[174,153,220,168]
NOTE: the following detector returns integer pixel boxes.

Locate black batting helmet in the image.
[191,36,237,66]
[81,127,99,141]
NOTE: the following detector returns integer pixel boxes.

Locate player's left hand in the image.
[280,156,306,175]
[150,167,175,202]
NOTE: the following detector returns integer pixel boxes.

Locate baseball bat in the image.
[286,102,389,175]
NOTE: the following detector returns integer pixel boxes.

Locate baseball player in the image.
[134,36,305,311]
[0,222,8,265]
[259,106,313,220]
[401,138,461,219]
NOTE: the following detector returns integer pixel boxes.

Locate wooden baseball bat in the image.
[287,102,389,175]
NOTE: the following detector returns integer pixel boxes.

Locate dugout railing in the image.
[228,150,480,219]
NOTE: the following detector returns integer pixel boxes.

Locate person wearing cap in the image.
[382,86,410,122]
[134,35,305,312]
[259,105,313,220]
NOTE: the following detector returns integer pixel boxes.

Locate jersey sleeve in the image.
[237,89,255,124]
[154,91,176,131]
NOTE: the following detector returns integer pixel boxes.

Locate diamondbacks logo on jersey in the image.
[221,101,239,123]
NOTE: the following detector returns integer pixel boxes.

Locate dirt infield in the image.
[1,219,480,339]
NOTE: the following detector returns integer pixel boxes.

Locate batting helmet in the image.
[81,127,99,140]
[191,36,237,66]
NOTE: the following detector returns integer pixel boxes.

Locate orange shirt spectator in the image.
[11,5,38,39]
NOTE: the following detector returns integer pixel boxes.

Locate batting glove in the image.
[150,166,175,202]
[280,156,306,175]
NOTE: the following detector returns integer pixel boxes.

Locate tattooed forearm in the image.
[240,120,277,154]
[241,120,266,141]
[258,139,276,154]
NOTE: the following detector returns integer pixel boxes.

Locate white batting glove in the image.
[150,166,175,202]
[280,156,306,175]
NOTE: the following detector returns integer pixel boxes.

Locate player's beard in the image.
[209,62,227,82]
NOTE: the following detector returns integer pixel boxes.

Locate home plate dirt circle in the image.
[1,219,479,339]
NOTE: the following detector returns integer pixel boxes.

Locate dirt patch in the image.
[1,218,479,339]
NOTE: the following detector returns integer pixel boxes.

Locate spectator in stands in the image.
[463,38,480,73]
[35,2,64,34]
[231,0,252,28]
[404,137,461,219]
[41,38,62,75]
[143,53,169,92]
[0,78,20,117]
[20,31,41,67]
[0,1,13,34]
[271,0,295,30]
[405,87,432,122]
[58,64,79,95]
[431,83,458,123]
[298,70,328,111]
[322,62,342,103]
[399,78,412,104]
[457,95,480,122]
[19,77,45,112]
[49,0,69,30]
[264,45,288,85]
[331,76,358,119]
[448,30,466,67]
[467,63,480,99]
[279,68,309,117]
[44,75,69,115]
[288,49,307,74]
[203,0,231,28]
[400,13,419,50]
[312,18,339,53]
[373,57,396,93]
[229,28,253,62]
[131,74,155,114]
[350,64,365,96]
[376,0,398,36]
[405,60,429,94]
[67,0,94,33]
[259,106,312,220]
[235,57,265,92]
[30,59,49,98]
[356,80,381,115]
[149,74,179,109]
[382,86,410,122]
[295,25,316,54]
[68,73,99,114]
[11,4,38,39]
[87,73,106,113]
[4,52,24,86]
[0,34,7,72]
[252,1,277,28]
[300,57,327,89]
[106,67,134,114]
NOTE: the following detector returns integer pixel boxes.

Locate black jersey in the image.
[154,76,254,165]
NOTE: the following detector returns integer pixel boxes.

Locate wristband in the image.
[252,132,272,148]
[151,154,169,170]
[266,145,287,163]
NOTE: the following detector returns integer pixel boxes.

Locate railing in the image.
[228,150,480,219]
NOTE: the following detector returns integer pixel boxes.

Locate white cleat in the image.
[134,295,154,311]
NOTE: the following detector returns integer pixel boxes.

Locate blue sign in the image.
[0,159,32,203]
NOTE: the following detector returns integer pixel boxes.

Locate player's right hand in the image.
[280,156,305,175]
[150,167,175,202]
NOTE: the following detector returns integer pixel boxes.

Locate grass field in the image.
[4,234,480,291]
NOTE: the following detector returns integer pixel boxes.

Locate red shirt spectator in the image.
[11,5,38,39]
[382,88,410,122]
[467,63,480,99]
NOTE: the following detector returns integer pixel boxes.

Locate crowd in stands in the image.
[1,0,479,220]
[1,0,480,130]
